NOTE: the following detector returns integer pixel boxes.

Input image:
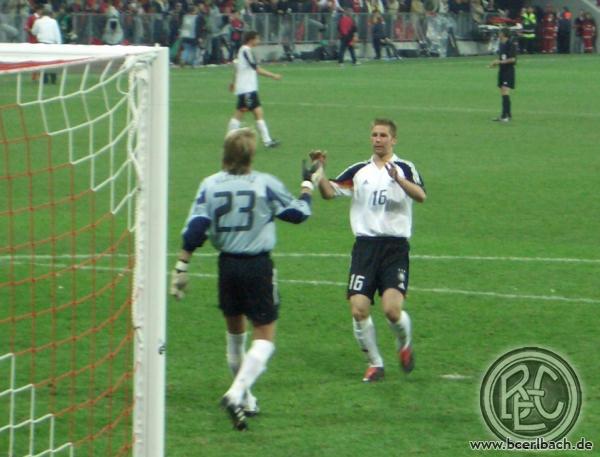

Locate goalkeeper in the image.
[170,128,313,431]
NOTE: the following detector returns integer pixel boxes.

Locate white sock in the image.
[256,119,272,144]
[353,317,383,367]
[225,339,275,404]
[226,332,257,403]
[226,332,246,376]
[227,117,241,133]
[387,310,412,351]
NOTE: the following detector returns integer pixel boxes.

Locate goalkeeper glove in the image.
[170,260,189,300]
[302,159,320,182]
[303,150,327,185]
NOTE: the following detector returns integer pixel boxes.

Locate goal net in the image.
[0,44,168,457]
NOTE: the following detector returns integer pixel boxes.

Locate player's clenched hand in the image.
[170,260,189,300]
[272,73,282,81]
[307,150,327,184]
[309,149,327,166]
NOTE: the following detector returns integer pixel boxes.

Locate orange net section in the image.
[1,64,137,456]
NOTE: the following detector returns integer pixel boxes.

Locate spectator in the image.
[102,1,124,44]
[520,5,536,53]
[574,10,585,53]
[206,1,224,63]
[582,12,596,53]
[229,10,244,60]
[366,0,384,13]
[0,1,20,42]
[371,12,398,59]
[168,2,184,48]
[411,0,426,46]
[32,5,62,84]
[337,8,358,64]
[556,7,571,54]
[56,4,74,42]
[25,4,42,43]
[179,4,201,66]
[387,0,399,16]
[541,9,557,53]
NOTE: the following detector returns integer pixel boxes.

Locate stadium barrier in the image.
[1,11,479,51]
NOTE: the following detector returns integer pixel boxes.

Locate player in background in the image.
[489,28,517,122]
[227,31,282,148]
[337,8,358,65]
[306,118,426,383]
[25,4,42,81]
[170,128,313,430]
[32,5,63,84]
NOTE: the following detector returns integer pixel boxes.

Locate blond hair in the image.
[222,128,256,175]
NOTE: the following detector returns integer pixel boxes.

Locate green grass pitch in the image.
[1,53,598,456]
[166,55,599,456]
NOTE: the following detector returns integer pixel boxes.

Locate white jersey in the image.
[234,45,258,95]
[32,15,62,44]
[330,154,425,238]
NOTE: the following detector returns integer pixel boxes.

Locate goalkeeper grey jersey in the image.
[183,170,311,255]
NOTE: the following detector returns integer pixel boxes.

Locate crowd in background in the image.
[0,0,597,63]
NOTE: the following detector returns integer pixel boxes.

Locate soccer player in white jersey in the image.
[227,31,282,148]
[310,118,426,383]
[170,128,313,430]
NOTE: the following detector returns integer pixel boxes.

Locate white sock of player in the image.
[256,119,273,144]
[227,117,241,133]
[353,316,384,367]
[224,339,275,405]
[387,310,412,350]
[226,332,256,406]
[226,332,246,376]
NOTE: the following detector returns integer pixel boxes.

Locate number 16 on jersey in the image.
[349,274,365,292]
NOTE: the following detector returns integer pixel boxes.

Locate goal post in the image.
[0,44,168,457]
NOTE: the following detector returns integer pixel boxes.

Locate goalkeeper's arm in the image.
[170,216,210,300]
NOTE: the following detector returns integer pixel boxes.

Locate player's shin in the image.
[224,339,275,404]
[353,317,384,367]
[227,117,241,133]
[226,332,247,376]
[256,119,272,144]
[387,310,412,350]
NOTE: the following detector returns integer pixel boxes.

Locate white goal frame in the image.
[0,43,168,457]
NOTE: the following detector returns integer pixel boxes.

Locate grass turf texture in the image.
[167,55,599,456]
[1,53,598,456]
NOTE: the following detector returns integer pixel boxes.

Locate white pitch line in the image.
[176,97,600,120]
[186,272,600,305]
[6,260,600,304]
[188,252,600,264]
[2,252,600,264]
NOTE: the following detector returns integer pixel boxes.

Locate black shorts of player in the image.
[218,252,279,325]
[236,91,261,111]
[498,67,515,89]
[347,236,410,302]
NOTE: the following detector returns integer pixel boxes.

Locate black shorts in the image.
[236,91,261,111]
[347,237,410,302]
[498,68,515,89]
[218,252,279,325]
